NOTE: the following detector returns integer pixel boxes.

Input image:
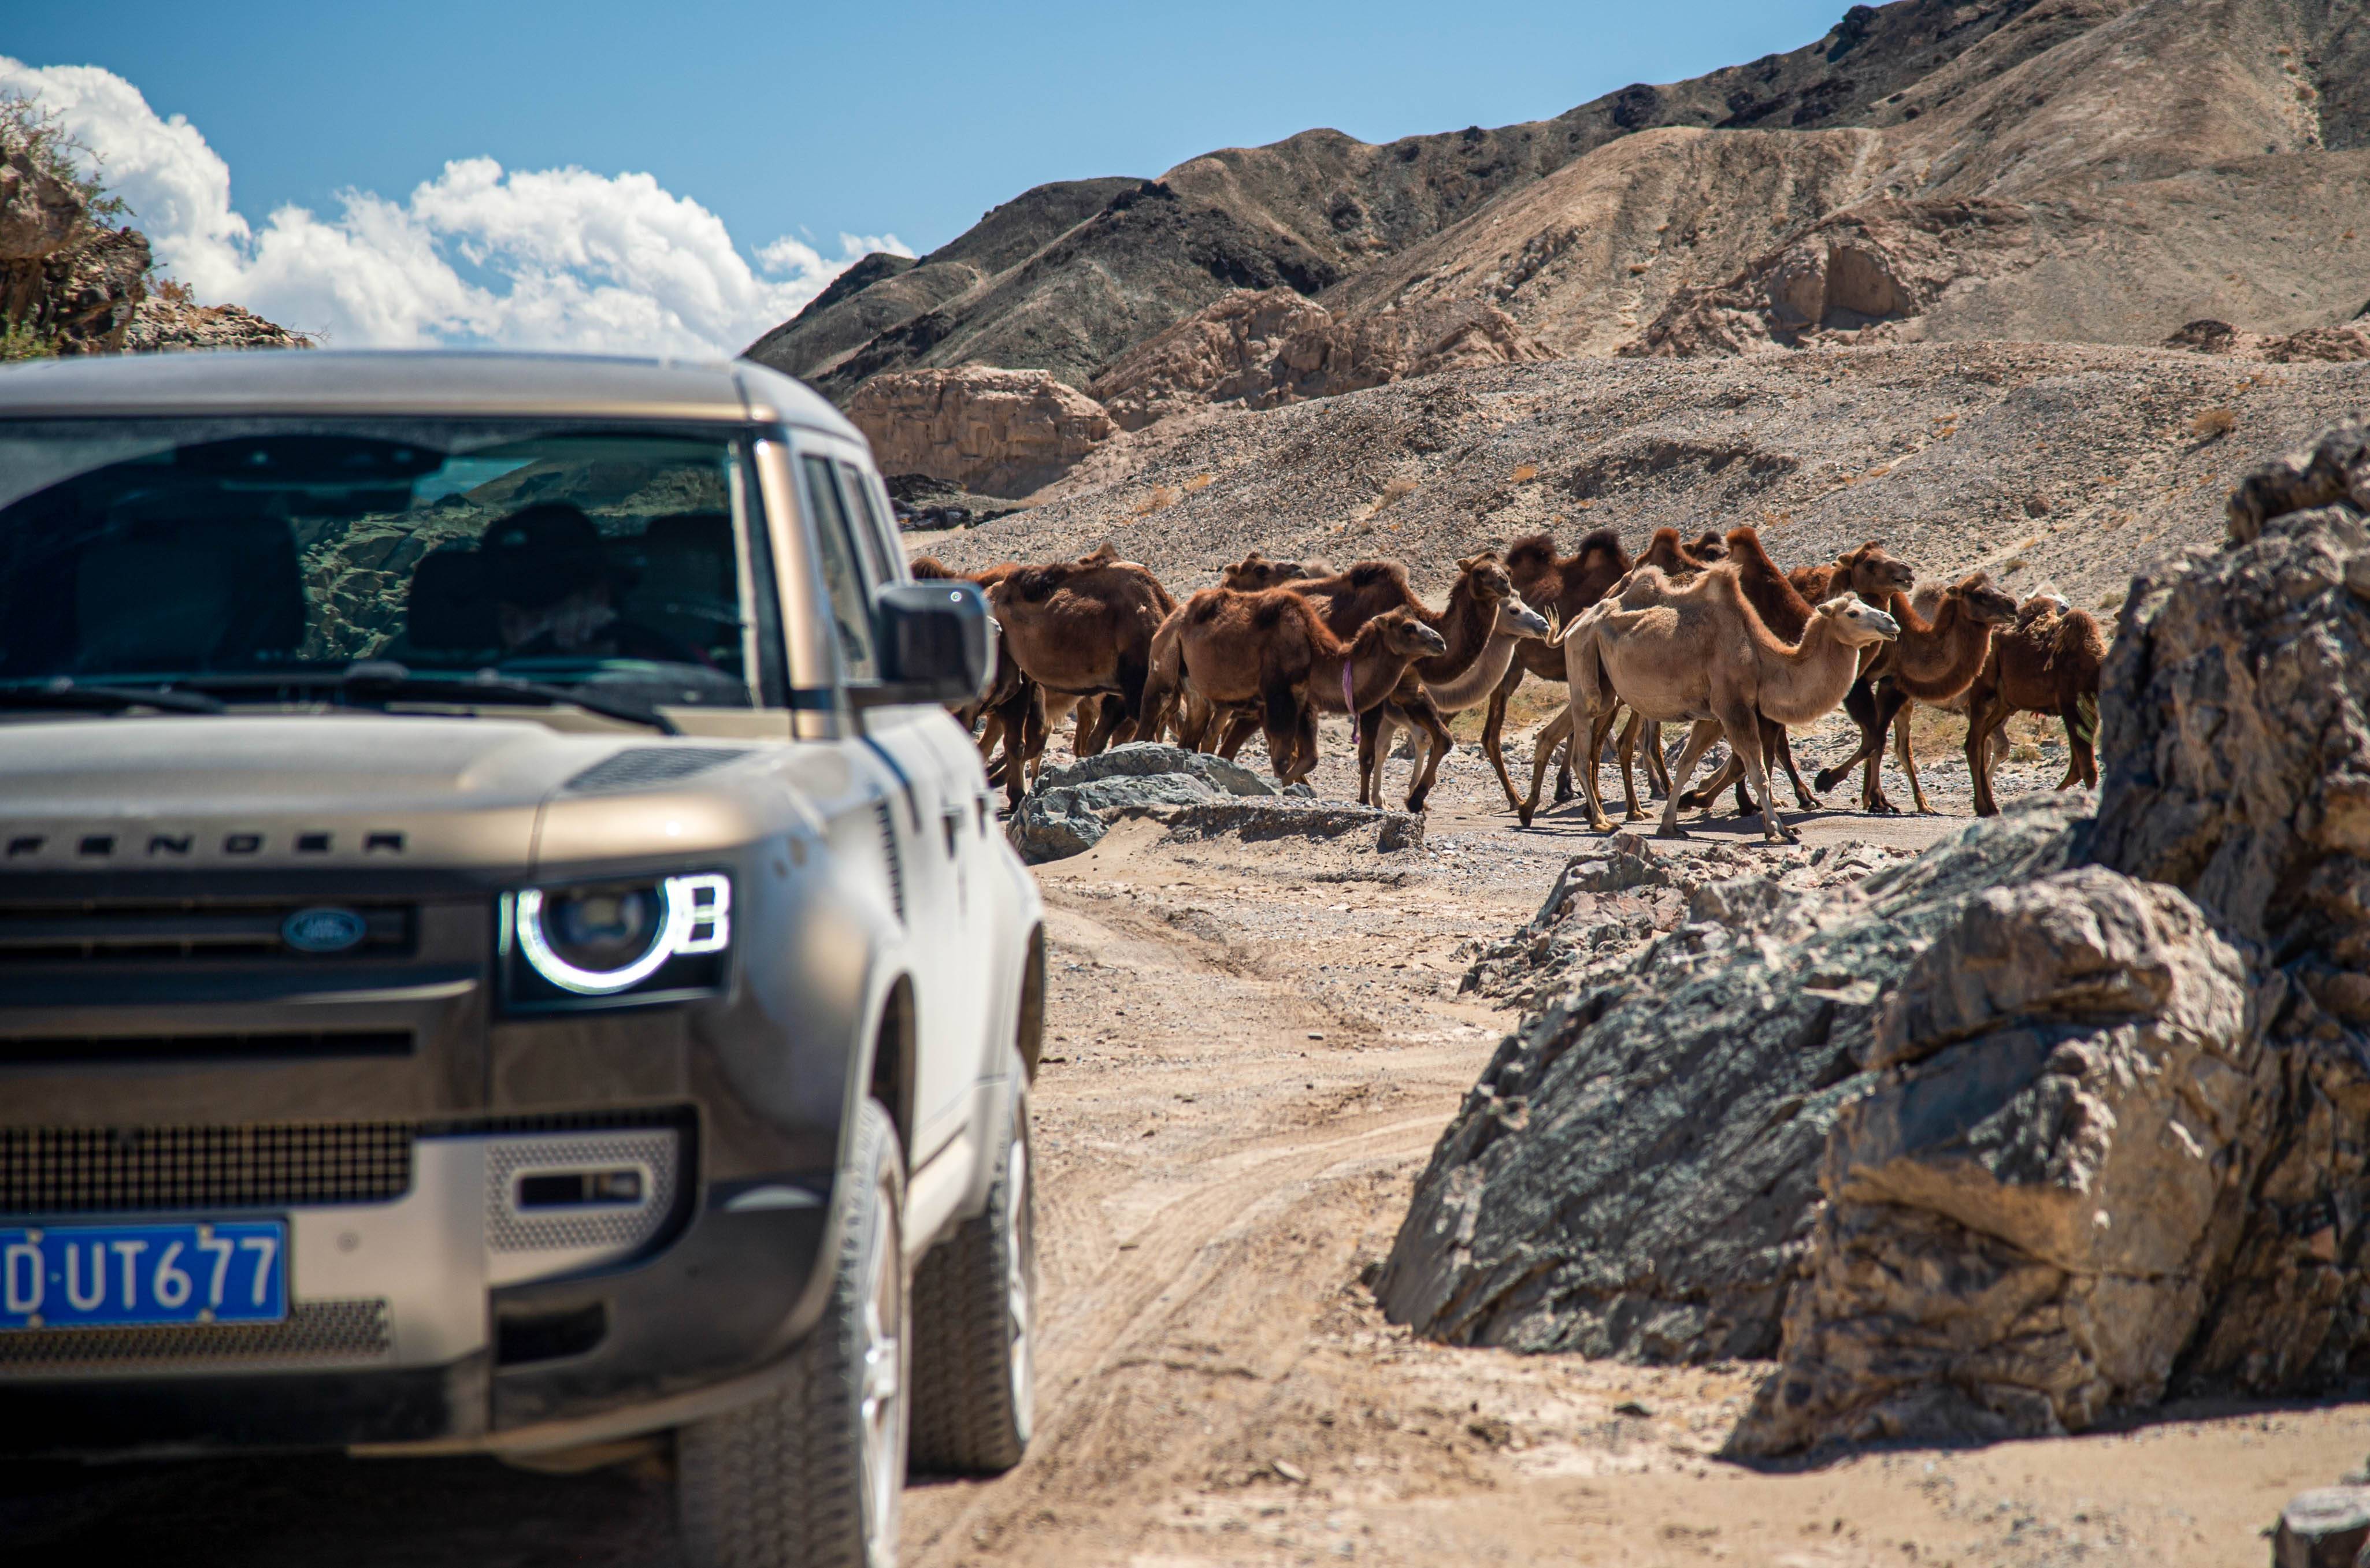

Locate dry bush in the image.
[1511,463,1538,483]
[2190,406,2236,439]
[1378,475,1419,506]
[1132,484,1182,516]
[1182,473,1214,493]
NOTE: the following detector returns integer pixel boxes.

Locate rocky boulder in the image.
[1035,742,1278,799]
[846,366,1115,499]
[1377,798,2079,1362]
[124,293,312,353]
[2164,318,2370,365]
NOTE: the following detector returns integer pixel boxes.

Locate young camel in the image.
[1812,574,2019,812]
[1541,566,1900,840]
[1160,592,1446,785]
[1883,592,2081,808]
[1677,527,1911,815]
[1358,588,1552,809]
[1167,551,1341,744]
[1964,600,2107,816]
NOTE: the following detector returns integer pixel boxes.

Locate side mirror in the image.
[857,579,993,707]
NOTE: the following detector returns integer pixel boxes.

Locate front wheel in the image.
[908,1074,1034,1474]
[677,1100,908,1568]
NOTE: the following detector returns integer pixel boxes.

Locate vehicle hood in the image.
[0,715,672,874]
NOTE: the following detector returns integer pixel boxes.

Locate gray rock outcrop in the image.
[1034,742,1278,799]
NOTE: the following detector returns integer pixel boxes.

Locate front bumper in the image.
[0,1120,834,1458]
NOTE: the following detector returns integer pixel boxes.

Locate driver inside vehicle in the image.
[477,502,680,661]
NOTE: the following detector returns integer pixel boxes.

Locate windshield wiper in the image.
[184,662,680,735]
[0,681,228,715]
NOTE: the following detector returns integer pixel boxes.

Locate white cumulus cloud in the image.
[0,55,910,356]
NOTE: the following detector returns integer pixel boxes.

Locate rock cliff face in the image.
[1,129,302,357]
[847,366,1116,498]
[1086,288,1548,431]
[1381,418,2370,1454]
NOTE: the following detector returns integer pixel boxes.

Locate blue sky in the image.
[13,0,1848,255]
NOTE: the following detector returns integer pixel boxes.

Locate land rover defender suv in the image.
[0,351,1045,1568]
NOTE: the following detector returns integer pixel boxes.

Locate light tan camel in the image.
[1534,566,1898,841]
[1677,527,1911,815]
[1157,592,1445,784]
[1815,574,2018,812]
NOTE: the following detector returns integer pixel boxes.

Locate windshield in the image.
[0,419,757,709]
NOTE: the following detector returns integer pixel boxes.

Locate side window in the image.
[838,460,900,585]
[800,454,877,682]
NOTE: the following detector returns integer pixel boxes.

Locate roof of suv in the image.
[0,350,862,441]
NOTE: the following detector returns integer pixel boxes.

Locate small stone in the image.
[2271,1487,2370,1567]
[1613,1399,1654,1418]
[1272,1459,1308,1485]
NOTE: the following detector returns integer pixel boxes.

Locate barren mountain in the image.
[744,0,2112,402]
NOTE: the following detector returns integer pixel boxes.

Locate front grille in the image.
[1,1124,414,1214]
[0,1298,391,1376]
[0,1032,411,1067]
[0,899,414,964]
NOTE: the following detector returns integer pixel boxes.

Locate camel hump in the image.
[1574,526,1625,562]
[909,556,953,579]
[1346,560,1405,592]
[1504,532,1557,571]
[1186,591,1226,626]
[1077,540,1122,567]
[1251,596,1292,632]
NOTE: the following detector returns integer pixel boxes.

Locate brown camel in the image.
[1813,574,2019,812]
[1220,550,1336,590]
[986,552,1176,790]
[1203,559,1461,782]
[1358,567,1552,809]
[1964,600,2106,816]
[1787,541,1914,605]
[1536,566,1899,839]
[1156,591,1445,785]
[1479,529,1635,810]
[1677,526,1909,814]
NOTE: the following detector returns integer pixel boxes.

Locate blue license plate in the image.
[1,1221,287,1331]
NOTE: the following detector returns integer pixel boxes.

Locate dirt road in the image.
[6,724,2364,1566]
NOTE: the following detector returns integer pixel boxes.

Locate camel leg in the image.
[1851,684,1910,814]
[1722,701,1793,844]
[1359,709,1397,808]
[1216,711,1260,762]
[1682,755,1744,815]
[1479,668,1530,813]
[1644,719,1670,799]
[1553,733,1577,804]
[1965,691,2006,818]
[1586,705,1626,824]
[1256,679,1303,783]
[989,680,1038,809]
[1891,707,1940,816]
[2061,698,2098,790]
[1656,719,1724,841]
[1771,722,1818,811]
[1400,694,1453,813]
[1286,698,1322,786]
[1519,705,1576,828]
[1816,675,1883,798]
[1615,709,1646,822]
[1572,702,1621,835]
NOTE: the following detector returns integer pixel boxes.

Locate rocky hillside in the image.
[2,104,303,357]
[929,343,2370,613]
[749,0,2370,498]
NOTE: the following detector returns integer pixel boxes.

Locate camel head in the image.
[1840,541,1916,601]
[1076,540,1123,567]
[1952,573,2020,626]
[1222,550,1310,590]
[1493,592,1552,640]
[1366,607,1449,659]
[1456,552,1516,602]
[1815,594,1900,647]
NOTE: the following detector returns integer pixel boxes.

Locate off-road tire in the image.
[676,1100,907,1568]
[908,1076,1034,1474]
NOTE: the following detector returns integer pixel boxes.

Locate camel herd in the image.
[912,521,2106,843]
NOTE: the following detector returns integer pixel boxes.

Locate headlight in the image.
[505,872,731,1008]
